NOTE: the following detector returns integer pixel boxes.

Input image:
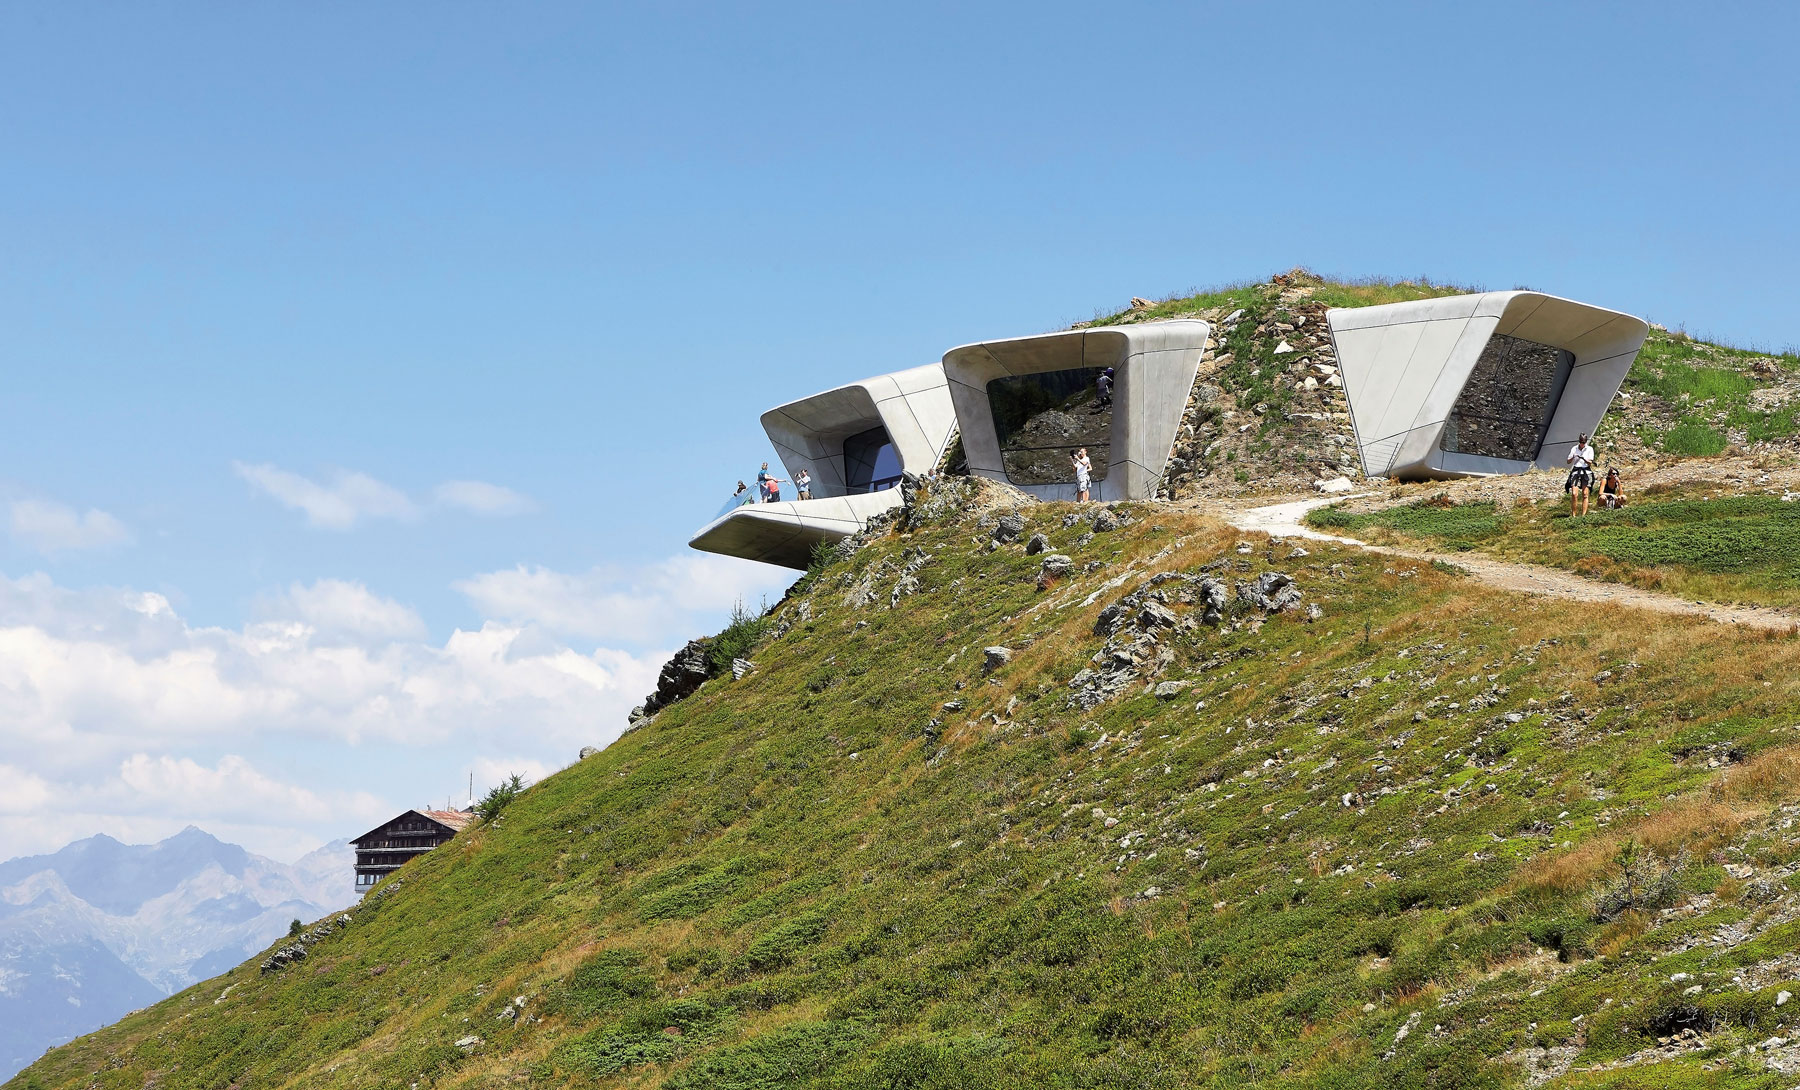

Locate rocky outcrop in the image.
[261,914,352,974]
[1068,566,1303,709]
[641,639,714,719]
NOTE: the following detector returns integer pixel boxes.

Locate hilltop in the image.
[11,274,1800,1090]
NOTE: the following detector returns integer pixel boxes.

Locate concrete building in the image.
[689,363,957,569]
[941,321,1211,501]
[1326,292,1648,480]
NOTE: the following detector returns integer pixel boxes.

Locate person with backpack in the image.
[1565,432,1597,516]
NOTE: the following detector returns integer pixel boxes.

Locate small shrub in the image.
[1592,841,1688,922]
[710,597,773,673]
[474,773,528,822]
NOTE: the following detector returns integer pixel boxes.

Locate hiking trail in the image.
[1224,495,1800,632]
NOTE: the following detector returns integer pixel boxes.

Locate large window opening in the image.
[844,426,903,492]
[1440,334,1574,462]
[986,367,1113,485]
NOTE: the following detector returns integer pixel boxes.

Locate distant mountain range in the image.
[0,827,353,1080]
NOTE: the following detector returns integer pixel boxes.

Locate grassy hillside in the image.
[16,476,1800,1090]
[1309,485,1800,611]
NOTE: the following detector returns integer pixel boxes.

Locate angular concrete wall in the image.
[760,363,958,498]
[942,321,1210,501]
[690,363,956,568]
[1327,292,1647,480]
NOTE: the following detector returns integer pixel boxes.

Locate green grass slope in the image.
[1309,486,1800,611]
[15,479,1800,1090]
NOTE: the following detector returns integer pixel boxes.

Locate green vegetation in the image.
[1624,330,1799,456]
[18,477,1800,1090]
[708,597,774,673]
[1309,488,1800,608]
[475,772,530,822]
[1309,497,1504,550]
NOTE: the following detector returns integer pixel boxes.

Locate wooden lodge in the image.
[350,808,473,892]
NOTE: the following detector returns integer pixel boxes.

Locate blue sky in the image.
[1,1,1794,862]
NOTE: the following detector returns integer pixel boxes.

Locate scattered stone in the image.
[1138,601,1178,629]
[1237,572,1302,612]
[1154,680,1191,699]
[1024,532,1050,555]
[1091,509,1119,533]
[1273,339,1295,354]
[983,646,1012,673]
[730,658,756,680]
[1314,476,1355,494]
[992,513,1027,543]
[455,1035,482,1053]
[578,746,600,760]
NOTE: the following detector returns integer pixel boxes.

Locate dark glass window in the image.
[844,426,903,492]
[1440,334,1574,462]
[985,367,1112,484]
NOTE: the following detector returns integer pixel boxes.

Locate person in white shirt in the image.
[795,469,813,501]
[1565,432,1597,516]
[1071,448,1093,502]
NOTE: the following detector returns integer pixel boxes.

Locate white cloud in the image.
[433,480,536,517]
[0,763,54,815]
[115,753,388,825]
[276,579,427,641]
[233,463,417,530]
[9,500,131,554]
[0,545,776,865]
[454,553,790,644]
[469,756,553,794]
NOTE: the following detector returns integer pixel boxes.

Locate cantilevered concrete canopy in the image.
[1327,292,1647,480]
[942,321,1210,501]
[689,363,957,568]
[690,491,908,569]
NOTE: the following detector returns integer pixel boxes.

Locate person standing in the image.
[1072,447,1092,502]
[795,468,813,500]
[1096,368,1114,407]
[1565,432,1597,516]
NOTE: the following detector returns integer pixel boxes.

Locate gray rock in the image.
[983,646,1012,673]
[992,512,1027,543]
[455,1035,482,1052]
[1237,572,1302,613]
[1061,512,1083,528]
[1040,554,1074,577]
[1073,531,1094,548]
[1024,532,1050,555]
[1138,601,1178,629]
[731,658,756,680]
[1154,680,1191,699]
[578,746,600,760]
[890,574,921,606]
[1094,602,1129,637]
[1091,509,1118,533]
[641,638,714,716]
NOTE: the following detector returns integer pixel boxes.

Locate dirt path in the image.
[1223,495,1800,632]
